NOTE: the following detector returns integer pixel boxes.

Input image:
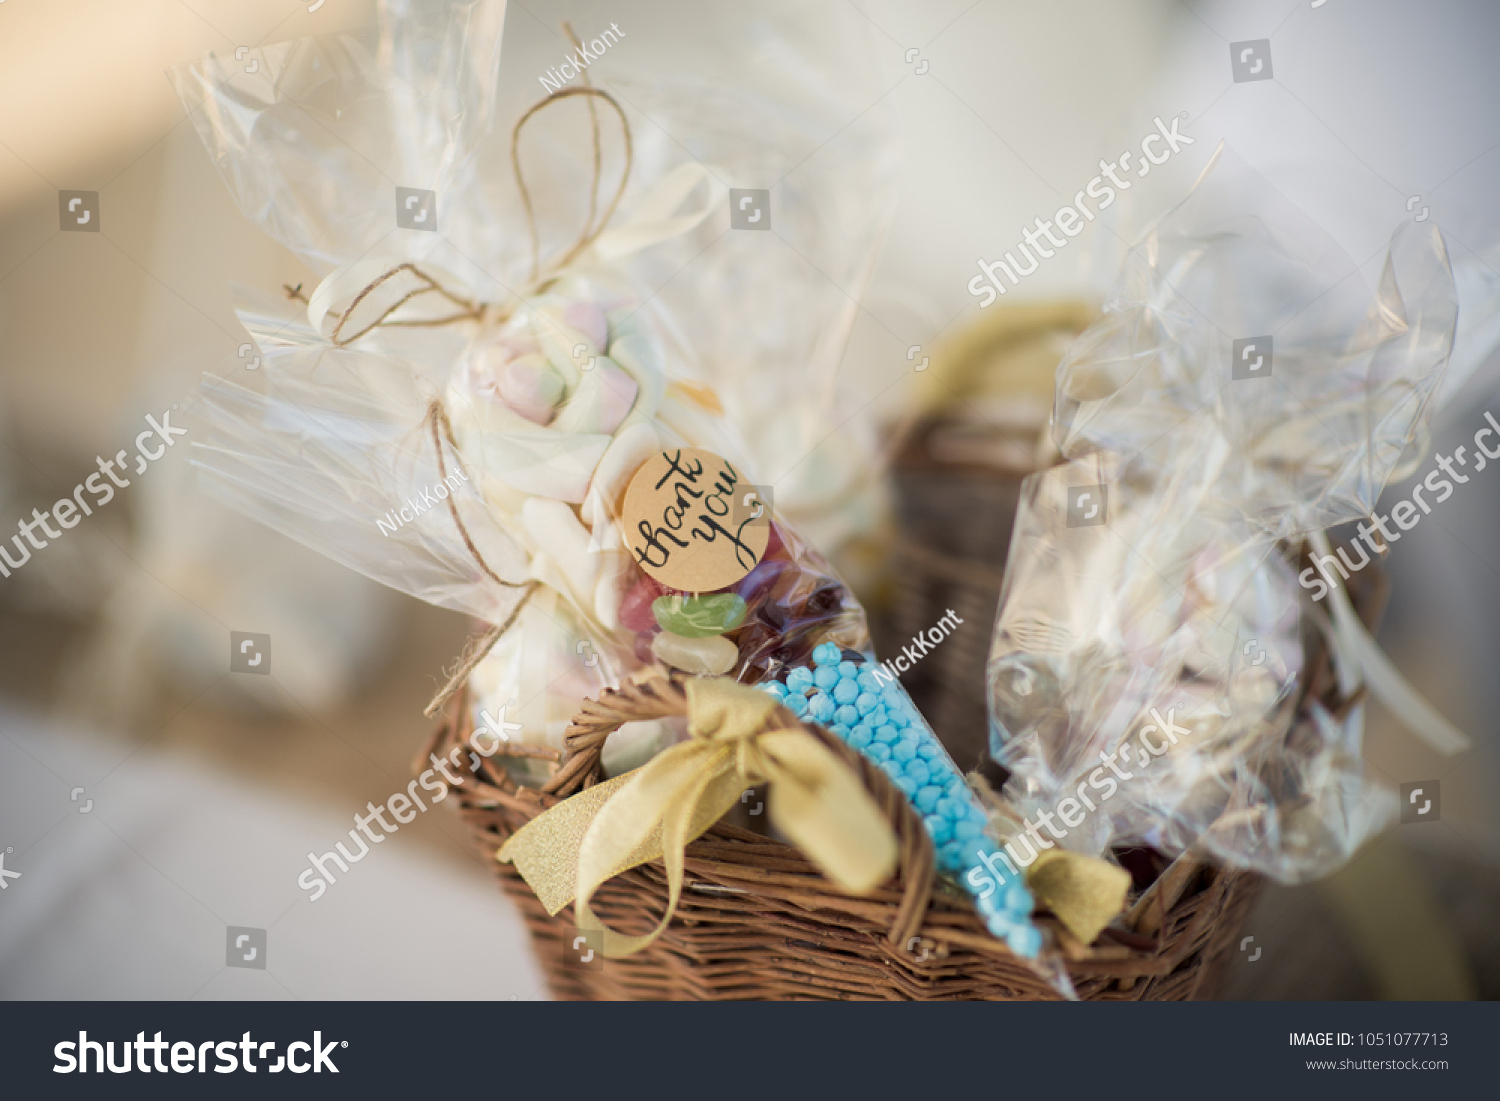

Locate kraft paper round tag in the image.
[619,447,770,592]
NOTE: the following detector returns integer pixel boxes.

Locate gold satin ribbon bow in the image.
[497,677,899,958]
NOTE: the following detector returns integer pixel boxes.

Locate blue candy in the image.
[812,642,842,666]
[774,651,1044,961]
[925,815,953,844]
[1006,925,1041,959]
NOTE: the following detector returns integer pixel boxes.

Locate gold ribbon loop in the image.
[498,677,899,957]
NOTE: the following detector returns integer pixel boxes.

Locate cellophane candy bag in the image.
[987,146,1459,881]
[176,0,1048,963]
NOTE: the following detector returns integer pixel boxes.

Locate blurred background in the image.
[1,0,1497,999]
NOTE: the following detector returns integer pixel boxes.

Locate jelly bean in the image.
[631,628,659,665]
[651,631,738,675]
[620,574,670,633]
[652,592,748,638]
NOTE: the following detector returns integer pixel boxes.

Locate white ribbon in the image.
[589,163,727,263]
[1310,528,1471,756]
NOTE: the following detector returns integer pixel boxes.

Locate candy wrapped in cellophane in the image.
[175,0,1054,965]
[987,145,1462,882]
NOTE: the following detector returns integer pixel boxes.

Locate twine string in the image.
[512,85,634,283]
[321,84,633,346]
[422,397,540,717]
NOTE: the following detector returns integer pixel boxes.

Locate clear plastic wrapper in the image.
[988,145,1458,882]
[172,2,889,768]
[177,0,1051,965]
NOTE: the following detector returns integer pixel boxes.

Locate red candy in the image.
[619,573,670,633]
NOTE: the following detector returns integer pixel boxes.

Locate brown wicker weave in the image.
[422,417,1385,1000]
[427,667,1290,1001]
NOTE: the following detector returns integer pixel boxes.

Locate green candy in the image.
[651,592,748,638]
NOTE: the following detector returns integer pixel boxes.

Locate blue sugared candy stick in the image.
[762,642,1042,959]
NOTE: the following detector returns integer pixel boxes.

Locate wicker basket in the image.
[422,411,1385,1000]
[423,587,1375,1004]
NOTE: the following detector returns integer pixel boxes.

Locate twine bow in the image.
[498,677,899,958]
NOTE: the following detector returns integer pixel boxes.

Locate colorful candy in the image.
[651,592,748,638]
[651,630,739,675]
